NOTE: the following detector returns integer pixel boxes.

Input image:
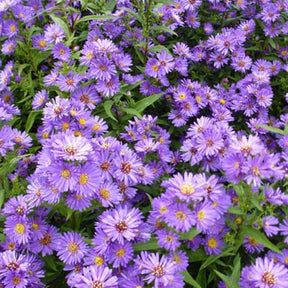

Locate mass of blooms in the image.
[1,0,288,287]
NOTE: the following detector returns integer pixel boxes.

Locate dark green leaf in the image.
[182,271,202,288]
[214,270,239,288]
[150,25,178,36]
[50,14,71,38]
[257,124,287,135]
[121,7,144,24]
[25,110,42,133]
[103,100,118,122]
[133,238,159,251]
[133,92,164,113]
[179,228,200,240]
[241,226,281,253]
[121,107,142,119]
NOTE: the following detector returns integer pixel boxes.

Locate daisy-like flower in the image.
[164,203,195,232]
[247,257,288,288]
[96,181,121,207]
[164,172,206,202]
[56,72,82,93]
[56,232,88,265]
[107,241,134,268]
[112,148,142,185]
[51,132,93,161]
[90,57,116,81]
[94,38,119,54]
[96,75,120,97]
[74,265,118,288]
[194,202,218,233]
[4,216,31,245]
[98,205,143,244]
[32,90,48,109]
[263,216,279,237]
[75,163,101,196]
[135,251,176,288]
[48,161,78,192]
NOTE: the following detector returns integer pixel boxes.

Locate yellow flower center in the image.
[197,210,205,220]
[32,223,39,230]
[196,95,202,103]
[94,256,104,266]
[61,169,71,179]
[219,99,226,105]
[116,248,126,257]
[67,242,79,253]
[39,40,47,48]
[180,184,195,196]
[10,25,17,32]
[165,235,174,242]
[79,118,86,125]
[93,123,100,131]
[15,223,25,234]
[208,238,217,248]
[159,206,168,214]
[42,131,49,139]
[175,211,187,221]
[8,242,15,250]
[13,276,21,285]
[100,188,110,200]
[179,93,186,100]
[152,64,159,72]
[79,173,89,185]
[62,122,70,130]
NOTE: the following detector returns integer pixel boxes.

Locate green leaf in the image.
[231,254,241,282]
[50,14,71,38]
[150,25,178,36]
[214,270,239,288]
[200,247,235,270]
[25,110,42,133]
[0,189,5,208]
[103,100,118,122]
[45,255,58,272]
[179,228,200,240]
[182,271,202,288]
[154,0,179,4]
[76,14,117,24]
[121,107,142,119]
[257,124,287,135]
[241,226,281,253]
[133,238,159,251]
[133,92,164,113]
[121,7,144,24]
[149,44,171,54]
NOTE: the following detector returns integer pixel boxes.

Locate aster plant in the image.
[1,0,288,287]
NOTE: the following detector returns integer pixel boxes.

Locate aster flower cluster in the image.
[1,0,288,287]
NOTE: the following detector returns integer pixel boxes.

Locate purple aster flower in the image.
[97,205,143,244]
[156,230,180,252]
[107,241,134,268]
[32,34,49,51]
[2,19,18,38]
[135,251,176,288]
[30,225,59,256]
[44,23,65,44]
[243,236,265,254]
[0,125,15,156]
[195,202,218,233]
[2,195,31,217]
[96,181,121,207]
[94,38,119,54]
[263,216,279,237]
[164,203,195,232]
[145,58,162,78]
[96,75,120,97]
[203,234,225,255]
[157,50,175,74]
[52,42,71,62]
[48,161,78,192]
[4,216,31,245]
[74,265,118,288]
[32,90,48,109]
[51,132,92,161]
[164,172,206,202]
[75,163,101,196]
[66,192,92,211]
[56,232,88,265]
[248,257,288,288]
[56,72,82,92]
[90,57,116,81]
[1,39,17,55]
[112,148,142,185]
